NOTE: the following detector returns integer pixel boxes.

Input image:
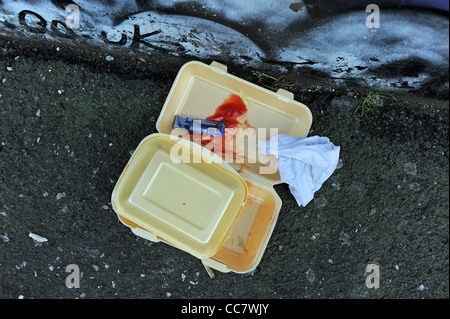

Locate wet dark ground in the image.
[0,36,448,300]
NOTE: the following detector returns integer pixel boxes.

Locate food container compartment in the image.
[156,61,312,184]
[208,177,282,273]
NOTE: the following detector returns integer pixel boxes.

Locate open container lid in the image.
[111,133,248,259]
[156,61,313,185]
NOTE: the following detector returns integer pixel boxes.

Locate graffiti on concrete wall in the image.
[0,0,448,94]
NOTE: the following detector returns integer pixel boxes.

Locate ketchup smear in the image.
[205,94,248,128]
[187,93,250,160]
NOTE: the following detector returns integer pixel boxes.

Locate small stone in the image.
[1,234,9,243]
[409,182,421,191]
[106,55,114,61]
[16,261,27,269]
[29,232,48,244]
[56,192,66,200]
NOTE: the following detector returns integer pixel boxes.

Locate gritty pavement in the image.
[0,35,448,300]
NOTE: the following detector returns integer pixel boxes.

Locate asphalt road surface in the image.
[0,36,448,300]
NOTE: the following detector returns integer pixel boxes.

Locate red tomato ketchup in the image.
[183,93,253,162]
[205,94,248,128]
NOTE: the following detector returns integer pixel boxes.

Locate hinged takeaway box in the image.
[111,61,312,276]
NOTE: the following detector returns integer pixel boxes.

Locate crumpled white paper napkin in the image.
[258,134,340,207]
